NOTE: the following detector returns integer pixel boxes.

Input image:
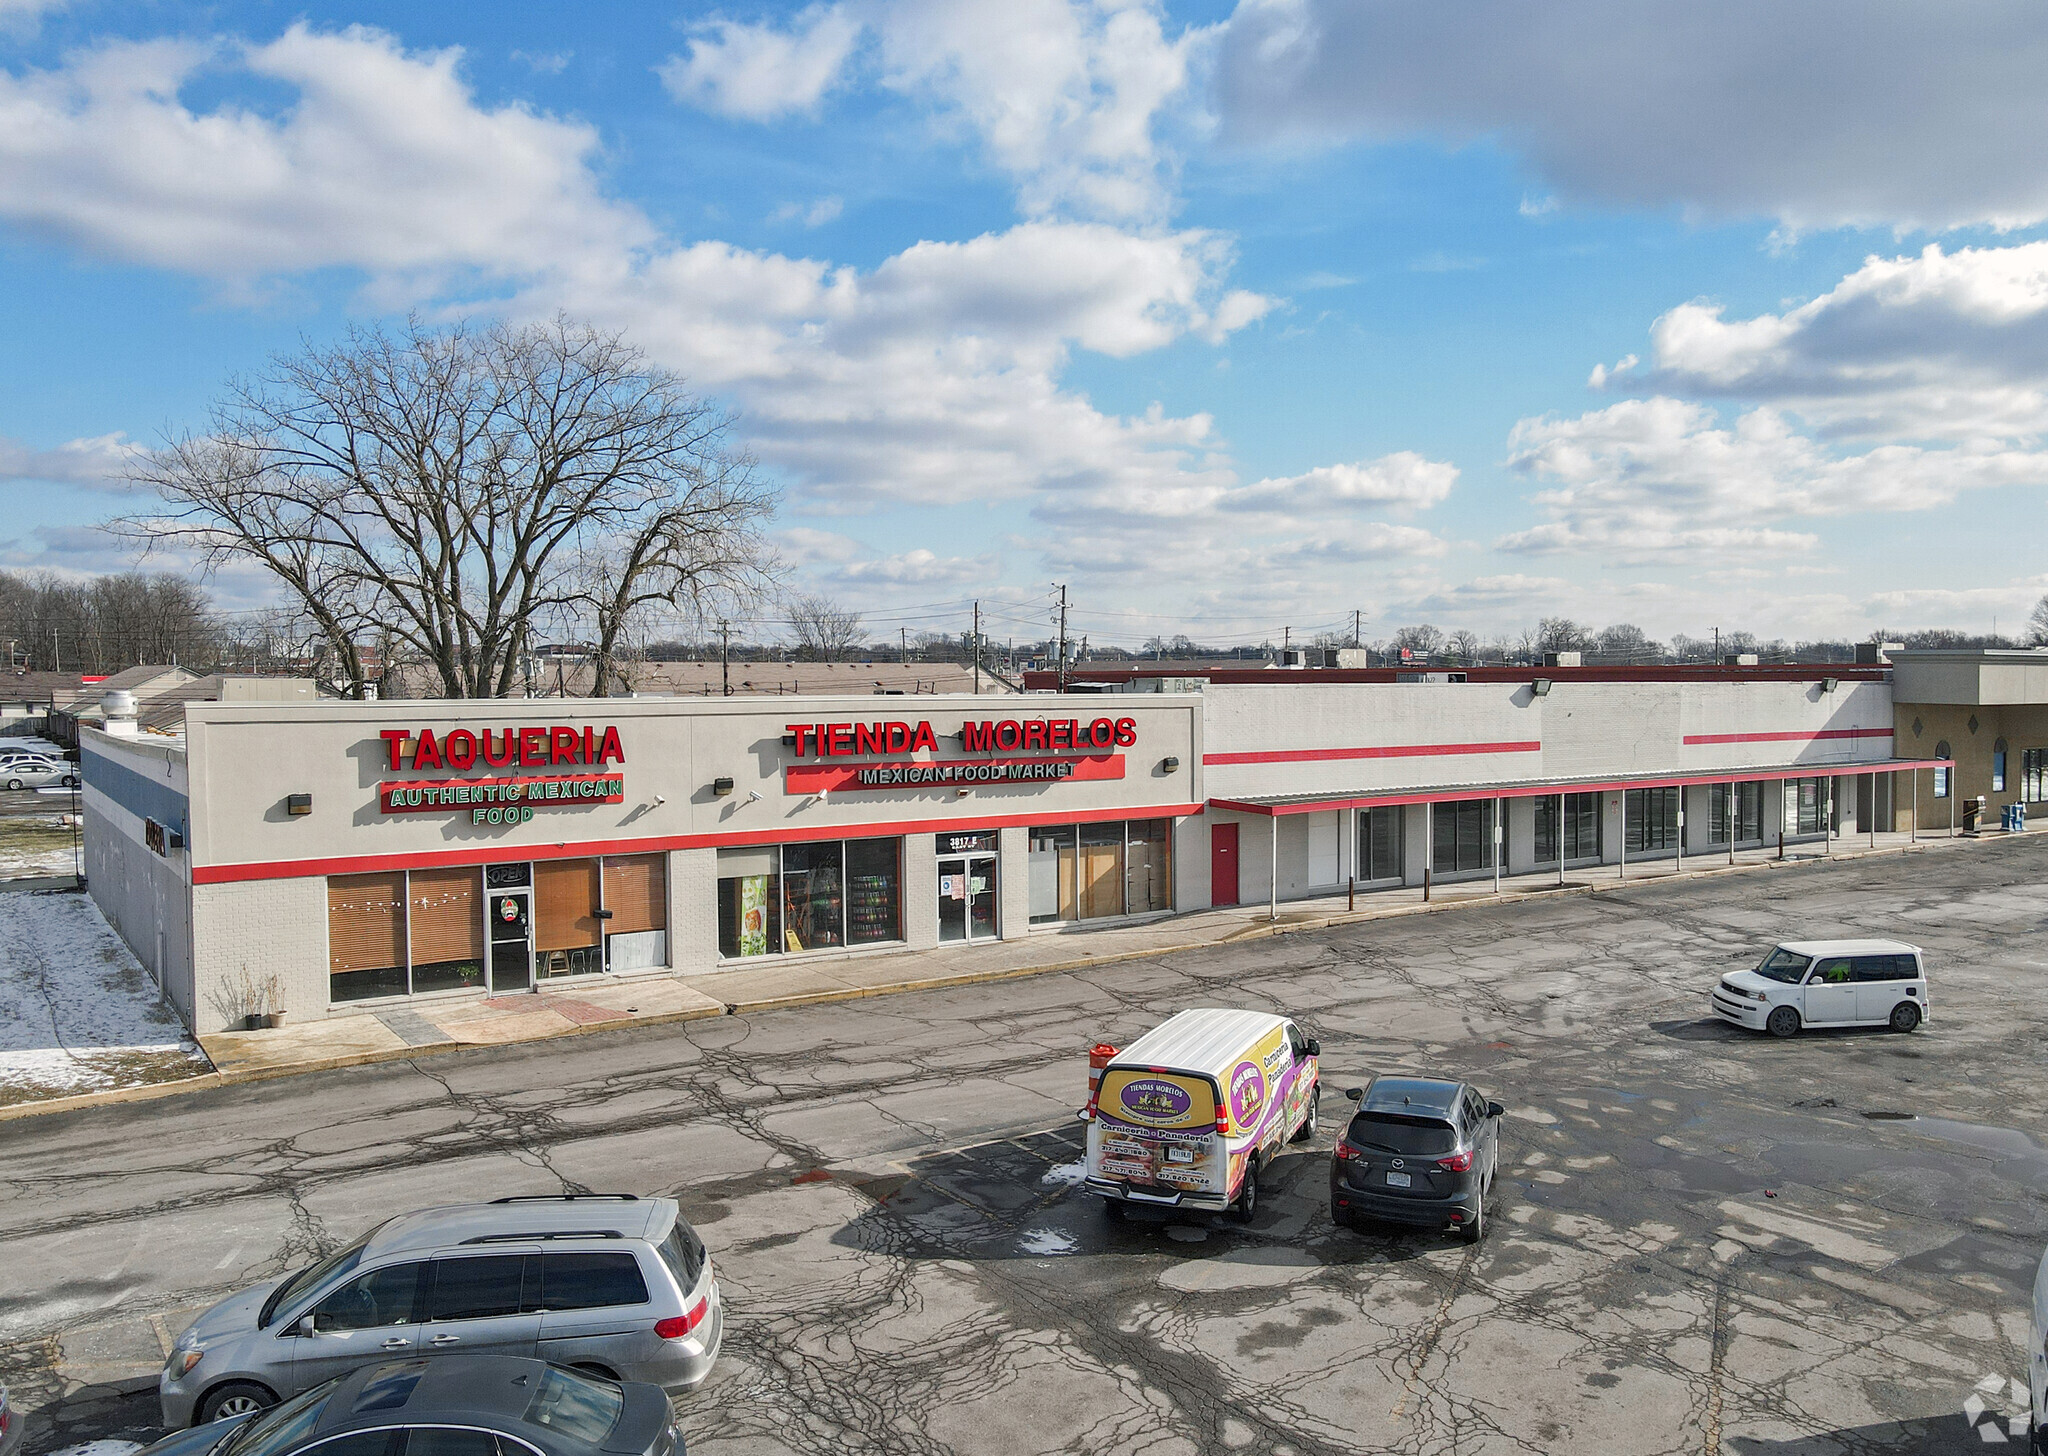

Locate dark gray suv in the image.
[138,1355,681,1456]
[1328,1076,1503,1243]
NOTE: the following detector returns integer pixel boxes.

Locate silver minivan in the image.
[160,1195,722,1427]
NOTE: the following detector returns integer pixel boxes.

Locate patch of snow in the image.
[0,889,211,1102]
[1018,1228,1077,1256]
[1040,1158,1088,1187]
[47,1442,146,1456]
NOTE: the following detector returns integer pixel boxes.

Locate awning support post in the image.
[1950,771,1957,838]
[1675,792,1685,876]
[1727,782,1736,866]
[1618,790,1628,881]
[1825,777,1834,856]
[1911,769,1918,842]
[1492,798,1502,894]
[1557,793,1566,887]
[1869,771,1877,848]
[1269,813,1279,922]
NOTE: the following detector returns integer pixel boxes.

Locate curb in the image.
[0,833,1973,1123]
[0,999,727,1125]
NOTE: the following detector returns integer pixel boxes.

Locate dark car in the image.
[138,1356,680,1456]
[1329,1076,1503,1244]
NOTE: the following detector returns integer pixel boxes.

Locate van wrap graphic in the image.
[1095,1069,1217,1132]
[1118,1078,1194,1122]
[1228,1060,1267,1125]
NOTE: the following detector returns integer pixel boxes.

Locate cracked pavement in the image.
[3,839,2046,1454]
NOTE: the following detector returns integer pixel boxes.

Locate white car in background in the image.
[1710,939,1929,1038]
[1,758,75,790]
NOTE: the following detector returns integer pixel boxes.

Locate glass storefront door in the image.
[485,863,533,992]
[938,854,998,942]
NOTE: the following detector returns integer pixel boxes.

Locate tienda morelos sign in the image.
[375,723,626,824]
[783,716,1135,794]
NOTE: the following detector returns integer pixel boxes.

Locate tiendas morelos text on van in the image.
[1083,1008,1321,1221]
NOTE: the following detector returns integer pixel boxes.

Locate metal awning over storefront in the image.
[1206,756,1952,817]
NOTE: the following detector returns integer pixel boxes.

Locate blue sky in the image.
[4,0,2048,652]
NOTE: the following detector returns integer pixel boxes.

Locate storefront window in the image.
[783,841,846,953]
[1534,794,1599,863]
[1788,777,1826,832]
[1431,801,1493,874]
[718,838,902,957]
[1357,807,1402,882]
[1708,783,1762,845]
[1029,820,1173,923]
[602,854,668,971]
[535,858,603,978]
[1125,819,1172,914]
[2023,748,2046,803]
[1625,787,1679,853]
[328,856,665,1004]
[408,867,485,994]
[329,871,408,1002]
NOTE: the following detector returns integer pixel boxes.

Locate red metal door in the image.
[1211,823,1239,907]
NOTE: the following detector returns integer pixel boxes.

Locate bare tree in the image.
[2028,596,2048,645]
[1595,623,1661,661]
[1445,629,1481,663]
[1536,617,1594,654]
[1390,624,1445,657]
[124,316,776,699]
[787,593,866,661]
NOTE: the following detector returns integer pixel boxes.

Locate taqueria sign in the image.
[376,723,625,825]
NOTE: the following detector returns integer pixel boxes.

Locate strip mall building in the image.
[82,653,2024,1034]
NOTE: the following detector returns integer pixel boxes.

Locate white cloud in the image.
[1214,0,2048,232]
[872,0,1202,221]
[533,220,1275,510]
[0,431,138,491]
[0,26,649,282]
[1224,453,1455,513]
[658,5,862,122]
[1499,396,2048,557]
[510,49,572,75]
[661,0,1205,222]
[1599,242,2048,442]
[767,195,844,227]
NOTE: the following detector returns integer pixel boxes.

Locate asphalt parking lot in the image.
[3,836,2044,1454]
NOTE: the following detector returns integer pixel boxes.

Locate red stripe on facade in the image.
[1206,758,1951,817]
[190,802,1208,886]
[1682,727,1893,746]
[1203,740,1540,768]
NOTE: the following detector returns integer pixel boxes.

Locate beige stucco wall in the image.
[182,693,1202,874]
[1894,701,2048,828]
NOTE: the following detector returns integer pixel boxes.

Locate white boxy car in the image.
[1710,939,1929,1038]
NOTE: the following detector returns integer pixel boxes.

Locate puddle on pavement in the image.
[1165,1226,1208,1243]
[1862,1110,1916,1121]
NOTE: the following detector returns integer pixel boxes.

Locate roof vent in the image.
[102,689,139,737]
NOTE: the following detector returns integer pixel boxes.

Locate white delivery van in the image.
[1709,939,1929,1038]
[1083,1008,1321,1222]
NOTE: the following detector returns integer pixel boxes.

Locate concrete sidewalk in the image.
[0,826,1985,1121]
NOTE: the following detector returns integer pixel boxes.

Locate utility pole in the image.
[51,627,59,673]
[1352,610,1362,648]
[718,621,732,697]
[900,627,908,665]
[1053,583,1069,689]
[1713,626,1720,662]
[972,601,981,695]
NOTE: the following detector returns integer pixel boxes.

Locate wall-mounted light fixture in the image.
[712,776,735,796]
[1820,677,1839,694]
[1160,755,1181,773]
[747,790,765,804]
[1531,678,1554,697]
[287,793,313,816]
